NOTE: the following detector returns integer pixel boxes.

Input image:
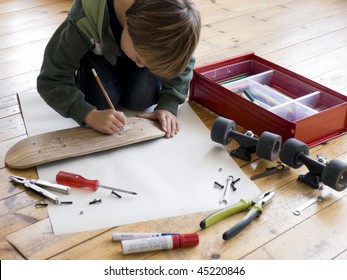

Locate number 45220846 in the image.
[196,266,245,276]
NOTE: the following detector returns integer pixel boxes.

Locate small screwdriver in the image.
[56,171,137,195]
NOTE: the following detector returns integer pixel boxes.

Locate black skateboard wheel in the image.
[279,138,309,168]
[256,131,282,161]
[211,117,236,145]
[322,159,347,192]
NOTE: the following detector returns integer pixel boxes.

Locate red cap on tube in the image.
[172,233,199,248]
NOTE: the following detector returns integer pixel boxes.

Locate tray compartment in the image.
[202,60,272,83]
[269,101,318,122]
[296,91,346,111]
[222,71,292,109]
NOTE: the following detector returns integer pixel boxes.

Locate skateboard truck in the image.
[229,130,258,161]
[297,154,327,189]
[279,138,347,192]
[211,117,282,161]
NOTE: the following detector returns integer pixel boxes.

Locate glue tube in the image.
[121,233,199,255]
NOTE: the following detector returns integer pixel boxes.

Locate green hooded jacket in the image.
[37,0,195,125]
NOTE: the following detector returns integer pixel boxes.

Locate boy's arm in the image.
[154,56,196,115]
[37,17,96,125]
[138,56,195,137]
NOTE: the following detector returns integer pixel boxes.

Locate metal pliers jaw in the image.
[9,175,71,205]
[9,175,71,194]
[200,191,275,240]
[255,190,275,207]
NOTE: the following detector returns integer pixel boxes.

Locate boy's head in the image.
[124,0,201,79]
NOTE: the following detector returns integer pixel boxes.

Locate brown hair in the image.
[126,0,201,79]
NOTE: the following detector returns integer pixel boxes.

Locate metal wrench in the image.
[251,163,288,180]
[220,176,236,204]
[293,196,324,216]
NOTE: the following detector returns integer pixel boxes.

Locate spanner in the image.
[220,176,235,204]
[251,163,288,180]
[293,195,324,216]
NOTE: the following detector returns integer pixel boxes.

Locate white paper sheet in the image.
[19,91,260,235]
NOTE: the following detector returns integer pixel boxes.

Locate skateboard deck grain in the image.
[5,117,165,169]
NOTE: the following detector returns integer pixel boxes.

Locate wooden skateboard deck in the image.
[5,117,165,169]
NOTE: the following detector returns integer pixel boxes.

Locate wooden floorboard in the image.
[0,0,346,260]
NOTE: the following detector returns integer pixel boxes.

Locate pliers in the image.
[9,175,71,205]
[200,191,274,240]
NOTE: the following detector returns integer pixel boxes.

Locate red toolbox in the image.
[189,52,347,147]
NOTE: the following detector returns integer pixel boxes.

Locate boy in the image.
[37,0,201,138]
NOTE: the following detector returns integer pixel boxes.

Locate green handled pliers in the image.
[200,190,274,240]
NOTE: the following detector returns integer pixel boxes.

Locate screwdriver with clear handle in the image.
[56,171,137,195]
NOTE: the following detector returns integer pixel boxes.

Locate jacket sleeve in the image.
[155,56,196,116]
[37,16,95,125]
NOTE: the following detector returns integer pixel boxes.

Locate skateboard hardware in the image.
[293,196,324,216]
[280,138,347,191]
[230,178,240,191]
[211,117,282,162]
[250,163,289,180]
[214,181,224,190]
[89,198,102,205]
[60,201,73,205]
[35,203,48,208]
[111,190,122,198]
[56,171,137,195]
[220,176,240,204]
[297,154,327,189]
[316,154,328,165]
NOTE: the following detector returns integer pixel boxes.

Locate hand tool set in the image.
[9,171,137,206]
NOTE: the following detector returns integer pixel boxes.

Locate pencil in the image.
[91,68,115,110]
[218,73,249,85]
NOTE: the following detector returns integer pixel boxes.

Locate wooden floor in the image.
[1,0,347,260]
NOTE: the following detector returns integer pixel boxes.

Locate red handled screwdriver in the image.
[56,171,137,195]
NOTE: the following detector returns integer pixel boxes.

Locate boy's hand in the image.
[84,109,127,134]
[137,109,180,138]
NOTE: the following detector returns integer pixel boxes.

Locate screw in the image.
[89,198,102,205]
[60,201,73,205]
[214,181,224,189]
[111,190,122,198]
[230,177,240,191]
[35,203,48,208]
